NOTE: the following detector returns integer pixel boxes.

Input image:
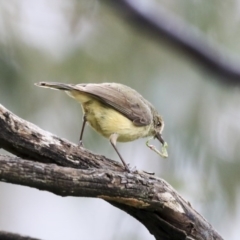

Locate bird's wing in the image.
[75,83,152,126]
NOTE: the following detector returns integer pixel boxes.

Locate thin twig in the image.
[103,0,240,84]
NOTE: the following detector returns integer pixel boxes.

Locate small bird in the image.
[35,82,168,172]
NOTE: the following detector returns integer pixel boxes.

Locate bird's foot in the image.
[78,140,84,147]
[124,164,138,173]
[143,170,155,175]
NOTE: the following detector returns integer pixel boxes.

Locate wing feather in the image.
[74,83,152,126]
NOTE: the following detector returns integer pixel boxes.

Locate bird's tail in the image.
[35,82,75,91]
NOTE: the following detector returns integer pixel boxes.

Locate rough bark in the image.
[0,232,40,240]
[0,104,224,240]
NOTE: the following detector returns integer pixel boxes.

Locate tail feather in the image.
[35,82,75,91]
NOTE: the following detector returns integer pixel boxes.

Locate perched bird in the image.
[35,82,168,171]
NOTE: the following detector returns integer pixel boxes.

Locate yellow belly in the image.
[87,108,149,142]
[66,90,151,142]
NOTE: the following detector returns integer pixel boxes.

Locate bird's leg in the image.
[146,137,168,158]
[109,133,130,172]
[79,115,87,147]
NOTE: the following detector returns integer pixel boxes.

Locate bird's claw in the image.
[78,140,84,147]
[124,164,138,173]
[143,170,155,175]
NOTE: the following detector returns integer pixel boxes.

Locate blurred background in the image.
[0,0,240,239]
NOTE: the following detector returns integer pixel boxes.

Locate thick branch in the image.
[0,103,224,240]
[0,155,223,240]
[0,104,122,171]
[0,231,40,240]
[103,0,240,84]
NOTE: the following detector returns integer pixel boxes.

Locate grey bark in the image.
[0,104,224,240]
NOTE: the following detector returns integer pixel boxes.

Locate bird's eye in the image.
[157,121,162,127]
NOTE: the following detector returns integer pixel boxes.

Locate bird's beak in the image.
[155,132,165,145]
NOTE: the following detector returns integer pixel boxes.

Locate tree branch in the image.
[0,103,224,240]
[0,231,40,240]
[0,104,122,171]
[103,0,240,84]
